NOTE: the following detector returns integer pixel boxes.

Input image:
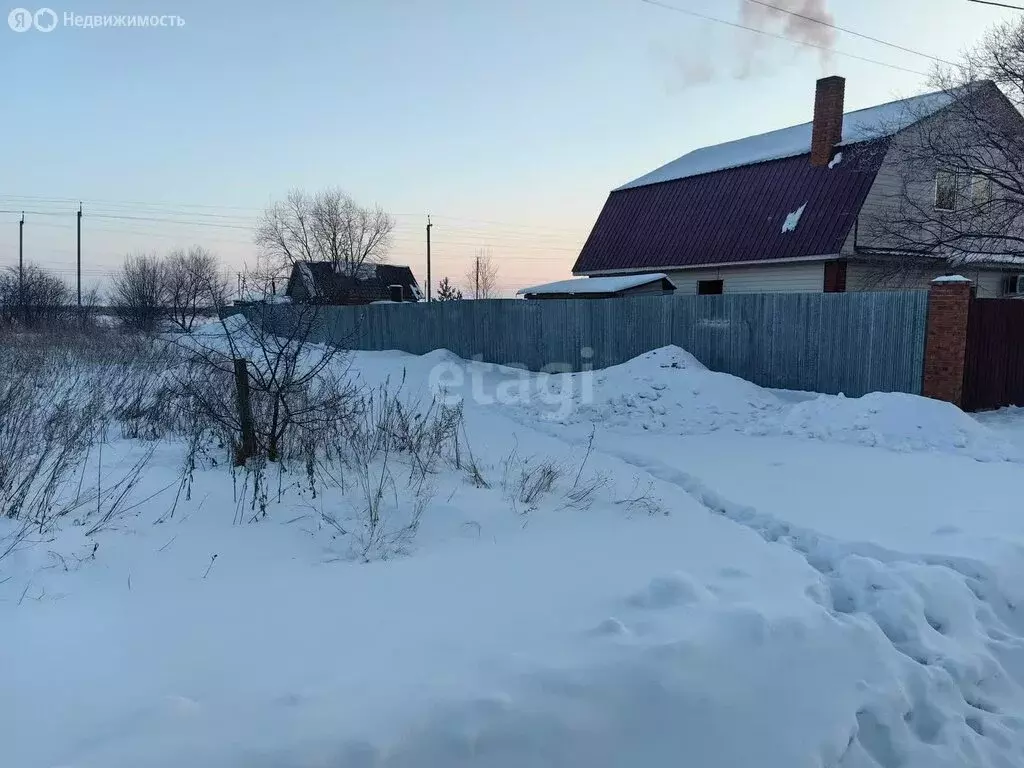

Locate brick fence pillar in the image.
[922,276,974,407]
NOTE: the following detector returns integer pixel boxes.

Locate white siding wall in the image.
[846,263,1007,298]
[975,271,1006,298]
[666,262,825,294]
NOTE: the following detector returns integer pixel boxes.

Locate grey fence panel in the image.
[241,290,929,397]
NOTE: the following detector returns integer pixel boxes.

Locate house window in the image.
[971,174,993,206]
[389,285,404,302]
[697,279,724,295]
[935,170,956,211]
[1003,274,1024,296]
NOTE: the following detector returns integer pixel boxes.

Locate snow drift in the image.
[4,339,1024,768]
[781,392,1019,461]
[514,346,1019,462]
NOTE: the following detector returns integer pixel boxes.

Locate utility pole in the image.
[426,215,432,302]
[475,254,480,300]
[18,212,24,323]
[77,202,82,308]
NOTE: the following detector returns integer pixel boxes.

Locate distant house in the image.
[573,76,1024,297]
[517,273,676,300]
[285,262,423,305]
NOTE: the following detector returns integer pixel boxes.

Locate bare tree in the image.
[255,187,394,277]
[172,302,356,463]
[165,246,228,332]
[110,252,167,333]
[238,251,290,302]
[860,20,1024,284]
[0,263,72,328]
[464,249,500,299]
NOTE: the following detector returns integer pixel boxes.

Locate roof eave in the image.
[575,253,842,276]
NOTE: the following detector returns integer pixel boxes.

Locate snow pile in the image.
[781,392,1019,461]
[523,346,783,435]
[506,345,1018,462]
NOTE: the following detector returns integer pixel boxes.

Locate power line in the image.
[0,192,264,213]
[0,195,584,237]
[967,0,1024,9]
[0,203,586,243]
[638,0,931,77]
[393,212,584,236]
[1,210,586,250]
[87,213,253,230]
[742,0,957,67]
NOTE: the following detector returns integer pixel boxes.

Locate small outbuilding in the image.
[517,273,677,300]
[285,261,423,305]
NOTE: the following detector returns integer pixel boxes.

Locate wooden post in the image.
[233,358,257,465]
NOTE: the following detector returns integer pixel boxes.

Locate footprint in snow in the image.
[591,617,631,637]
[627,573,709,610]
[718,566,750,580]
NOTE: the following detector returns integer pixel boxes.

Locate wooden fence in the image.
[247,290,930,397]
[962,298,1024,411]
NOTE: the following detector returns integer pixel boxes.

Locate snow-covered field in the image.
[4,333,1024,768]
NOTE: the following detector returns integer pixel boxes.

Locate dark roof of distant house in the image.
[574,140,889,274]
[572,86,981,275]
[288,262,422,304]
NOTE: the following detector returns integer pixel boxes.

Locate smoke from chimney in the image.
[659,0,839,91]
[739,0,837,64]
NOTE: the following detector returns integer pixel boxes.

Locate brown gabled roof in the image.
[573,140,889,274]
[573,85,985,275]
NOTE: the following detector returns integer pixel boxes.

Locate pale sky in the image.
[0,0,1019,296]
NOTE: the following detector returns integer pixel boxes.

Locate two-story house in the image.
[572,76,1024,297]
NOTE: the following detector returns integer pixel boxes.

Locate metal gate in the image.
[962,298,1024,411]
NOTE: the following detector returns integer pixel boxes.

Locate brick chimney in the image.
[811,76,845,167]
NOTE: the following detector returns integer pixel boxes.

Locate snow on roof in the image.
[615,89,954,191]
[932,275,972,284]
[517,273,674,296]
[954,253,1024,267]
[298,262,321,298]
[781,202,808,234]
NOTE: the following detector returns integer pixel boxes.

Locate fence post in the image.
[233,358,257,465]
[922,276,974,408]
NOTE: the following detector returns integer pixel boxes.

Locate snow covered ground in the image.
[4,339,1024,768]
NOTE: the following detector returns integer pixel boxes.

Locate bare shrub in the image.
[0,263,73,328]
[500,447,564,514]
[164,246,228,333]
[461,432,490,489]
[615,478,667,517]
[499,430,614,515]
[0,330,193,571]
[313,381,467,560]
[0,346,103,529]
[111,252,167,333]
[170,304,358,463]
